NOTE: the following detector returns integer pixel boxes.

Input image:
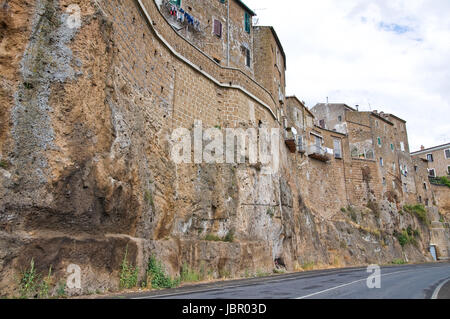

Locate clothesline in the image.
[166,2,201,31]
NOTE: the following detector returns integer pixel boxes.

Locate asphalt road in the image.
[125,262,450,299]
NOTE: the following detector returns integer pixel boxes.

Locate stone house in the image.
[411,143,450,178]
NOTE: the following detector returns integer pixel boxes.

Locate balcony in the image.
[285,138,297,153]
[307,145,331,162]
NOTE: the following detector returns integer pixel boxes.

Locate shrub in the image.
[223,231,234,243]
[19,259,39,299]
[146,255,179,289]
[119,246,139,290]
[18,259,54,299]
[392,259,407,265]
[394,228,418,247]
[403,204,428,223]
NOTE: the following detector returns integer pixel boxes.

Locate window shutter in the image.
[213,19,222,37]
[244,12,250,33]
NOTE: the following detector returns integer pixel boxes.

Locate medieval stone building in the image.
[0,0,448,296]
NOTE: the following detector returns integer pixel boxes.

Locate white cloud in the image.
[246,0,450,151]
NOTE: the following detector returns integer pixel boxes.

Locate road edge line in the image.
[431,278,450,299]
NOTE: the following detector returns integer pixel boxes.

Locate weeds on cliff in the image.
[146,255,179,289]
[37,266,53,299]
[391,259,407,265]
[18,259,39,299]
[301,261,316,271]
[204,231,234,243]
[119,246,139,290]
[204,234,222,242]
[403,204,428,224]
[223,230,235,243]
[18,260,53,299]
[394,227,420,247]
[180,263,202,283]
[0,160,8,169]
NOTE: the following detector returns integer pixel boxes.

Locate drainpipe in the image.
[227,0,230,66]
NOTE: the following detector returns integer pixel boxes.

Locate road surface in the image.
[121,262,450,299]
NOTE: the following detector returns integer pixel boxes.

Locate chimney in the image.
[420,145,425,150]
[355,105,359,111]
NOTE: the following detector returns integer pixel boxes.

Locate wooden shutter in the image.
[213,19,222,37]
[245,12,250,33]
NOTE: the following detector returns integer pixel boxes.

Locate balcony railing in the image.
[307,145,331,162]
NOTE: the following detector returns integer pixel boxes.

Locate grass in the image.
[391,259,407,265]
[0,160,9,169]
[347,206,357,223]
[180,263,202,283]
[301,261,316,271]
[119,246,139,290]
[403,204,428,223]
[204,231,235,243]
[204,234,222,242]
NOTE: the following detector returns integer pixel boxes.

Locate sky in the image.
[245,0,450,152]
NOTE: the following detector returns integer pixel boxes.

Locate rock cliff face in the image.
[0,0,448,297]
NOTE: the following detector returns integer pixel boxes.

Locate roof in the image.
[370,112,394,125]
[314,124,346,136]
[312,103,356,112]
[286,96,315,118]
[411,142,450,155]
[387,113,407,123]
[235,0,256,16]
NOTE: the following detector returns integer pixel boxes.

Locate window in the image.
[426,153,434,162]
[414,165,418,172]
[418,196,422,203]
[213,19,222,37]
[400,141,405,152]
[425,198,429,206]
[375,120,379,128]
[333,138,342,159]
[244,47,251,67]
[377,137,382,147]
[297,135,305,152]
[428,168,436,177]
[447,165,450,175]
[244,12,251,33]
[338,115,342,122]
[423,182,427,190]
[382,177,386,186]
[319,119,325,128]
[445,149,450,159]
[380,157,384,167]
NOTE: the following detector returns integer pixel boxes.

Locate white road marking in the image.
[295,269,415,299]
[431,277,450,299]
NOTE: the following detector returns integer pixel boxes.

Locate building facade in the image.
[411,143,450,178]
